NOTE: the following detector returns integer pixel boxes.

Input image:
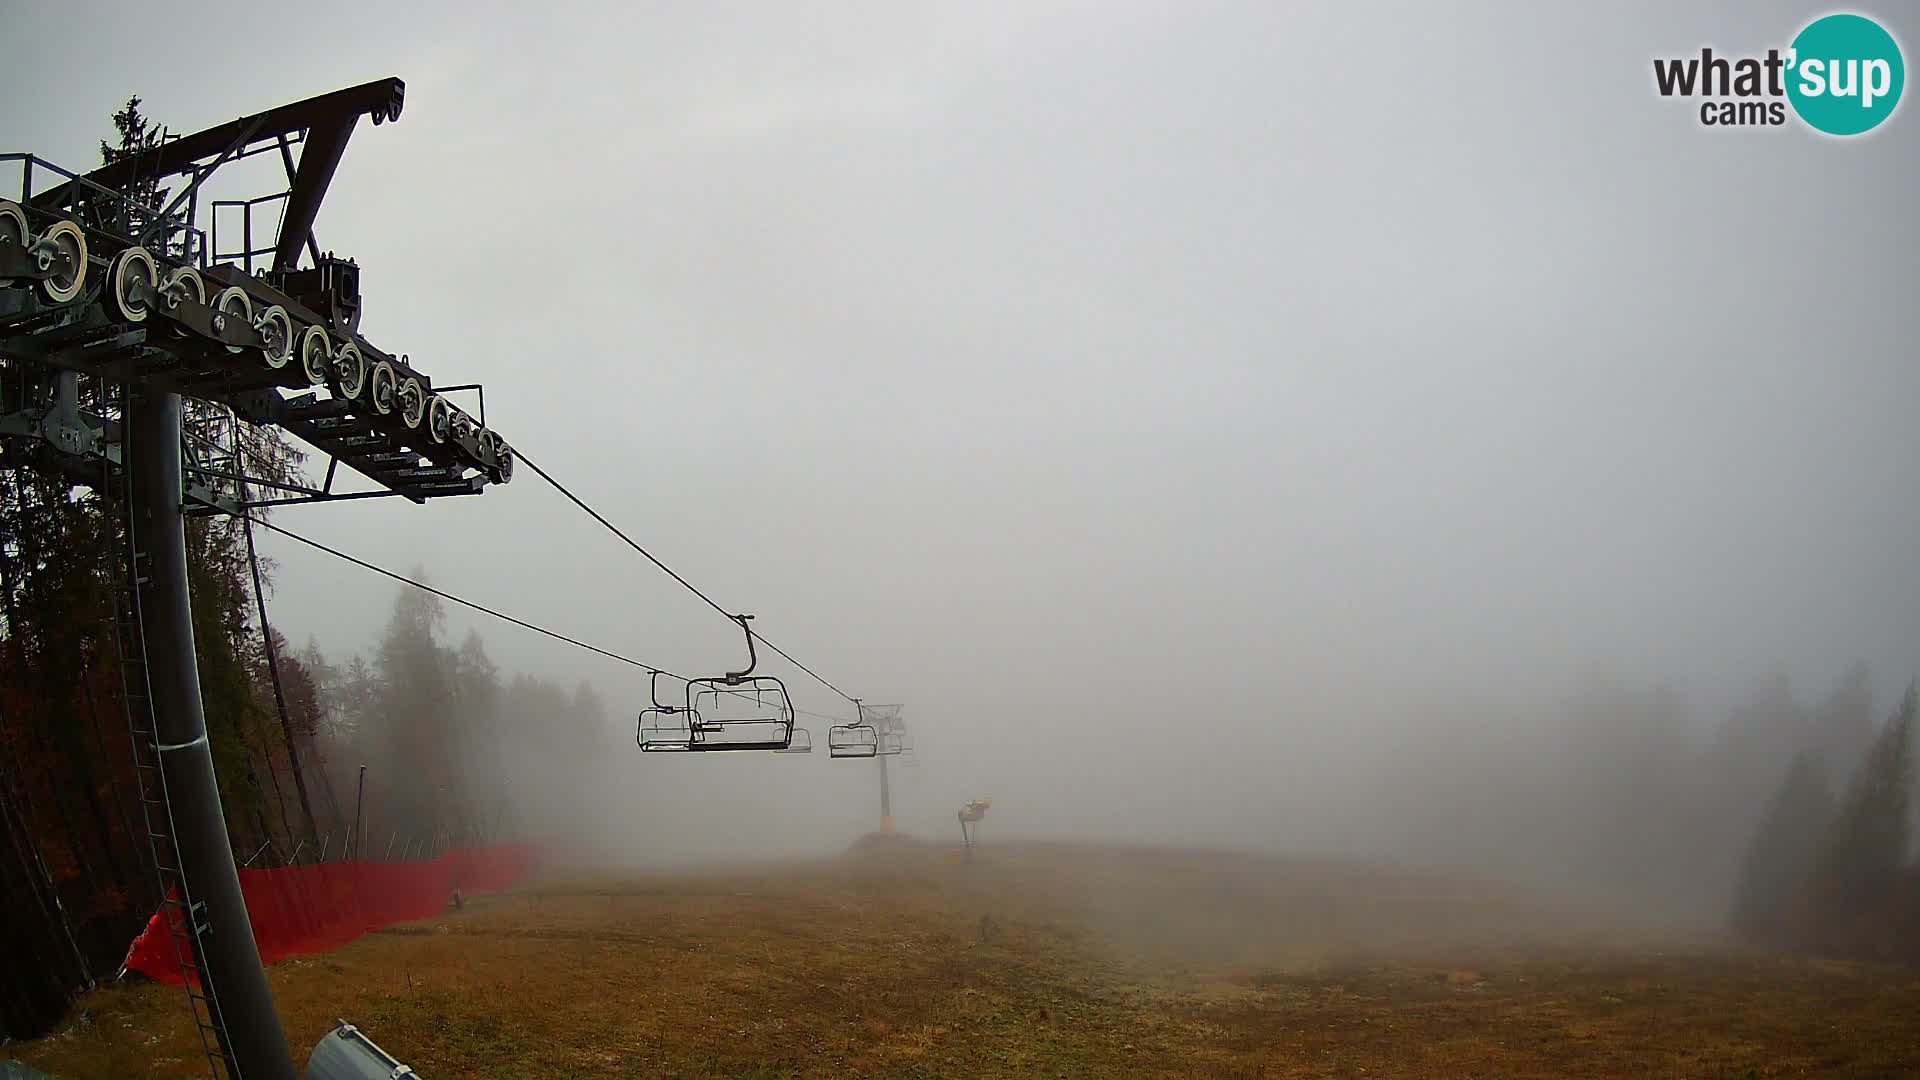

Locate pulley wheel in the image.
[367,361,398,415]
[255,305,294,370]
[297,325,332,386]
[108,247,158,323]
[159,266,203,335]
[397,377,427,429]
[333,342,369,401]
[0,200,27,288]
[161,266,204,308]
[214,286,253,353]
[427,395,453,444]
[35,220,88,304]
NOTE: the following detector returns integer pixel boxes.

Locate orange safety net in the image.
[122,844,542,985]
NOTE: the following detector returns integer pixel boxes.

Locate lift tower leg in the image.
[878,752,893,835]
[130,387,296,1079]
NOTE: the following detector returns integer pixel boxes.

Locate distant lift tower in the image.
[1,78,513,1079]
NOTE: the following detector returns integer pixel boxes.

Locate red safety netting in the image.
[122,844,542,985]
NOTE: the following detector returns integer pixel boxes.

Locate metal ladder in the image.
[100,381,237,1079]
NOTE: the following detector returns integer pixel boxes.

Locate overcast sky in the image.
[4,2,1916,854]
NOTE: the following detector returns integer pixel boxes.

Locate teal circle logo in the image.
[1787,13,1905,135]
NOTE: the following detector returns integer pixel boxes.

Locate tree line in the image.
[0,449,612,1037]
[1733,682,1916,962]
[1364,660,1917,959]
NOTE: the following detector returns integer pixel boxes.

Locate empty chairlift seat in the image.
[684,678,796,751]
[636,706,694,751]
[632,617,804,754]
[828,723,878,758]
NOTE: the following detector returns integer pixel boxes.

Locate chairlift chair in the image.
[636,705,695,752]
[635,671,698,751]
[831,698,881,758]
[686,679,793,751]
[828,723,878,758]
[649,616,801,753]
[683,615,797,751]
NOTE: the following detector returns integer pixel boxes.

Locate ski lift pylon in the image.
[868,702,910,756]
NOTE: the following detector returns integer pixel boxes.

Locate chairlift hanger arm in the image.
[726,613,758,682]
[649,669,679,711]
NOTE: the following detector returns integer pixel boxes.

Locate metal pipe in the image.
[353,764,366,861]
[242,488,408,510]
[128,386,295,1078]
[238,462,319,848]
[184,464,337,499]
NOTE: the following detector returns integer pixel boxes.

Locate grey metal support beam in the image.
[30,78,404,211]
[271,118,356,274]
[128,387,296,1079]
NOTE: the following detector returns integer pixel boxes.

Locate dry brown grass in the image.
[12,839,1920,1078]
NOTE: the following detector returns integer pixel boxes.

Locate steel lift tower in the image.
[1,79,513,1078]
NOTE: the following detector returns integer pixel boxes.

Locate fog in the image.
[5,2,1915,931]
